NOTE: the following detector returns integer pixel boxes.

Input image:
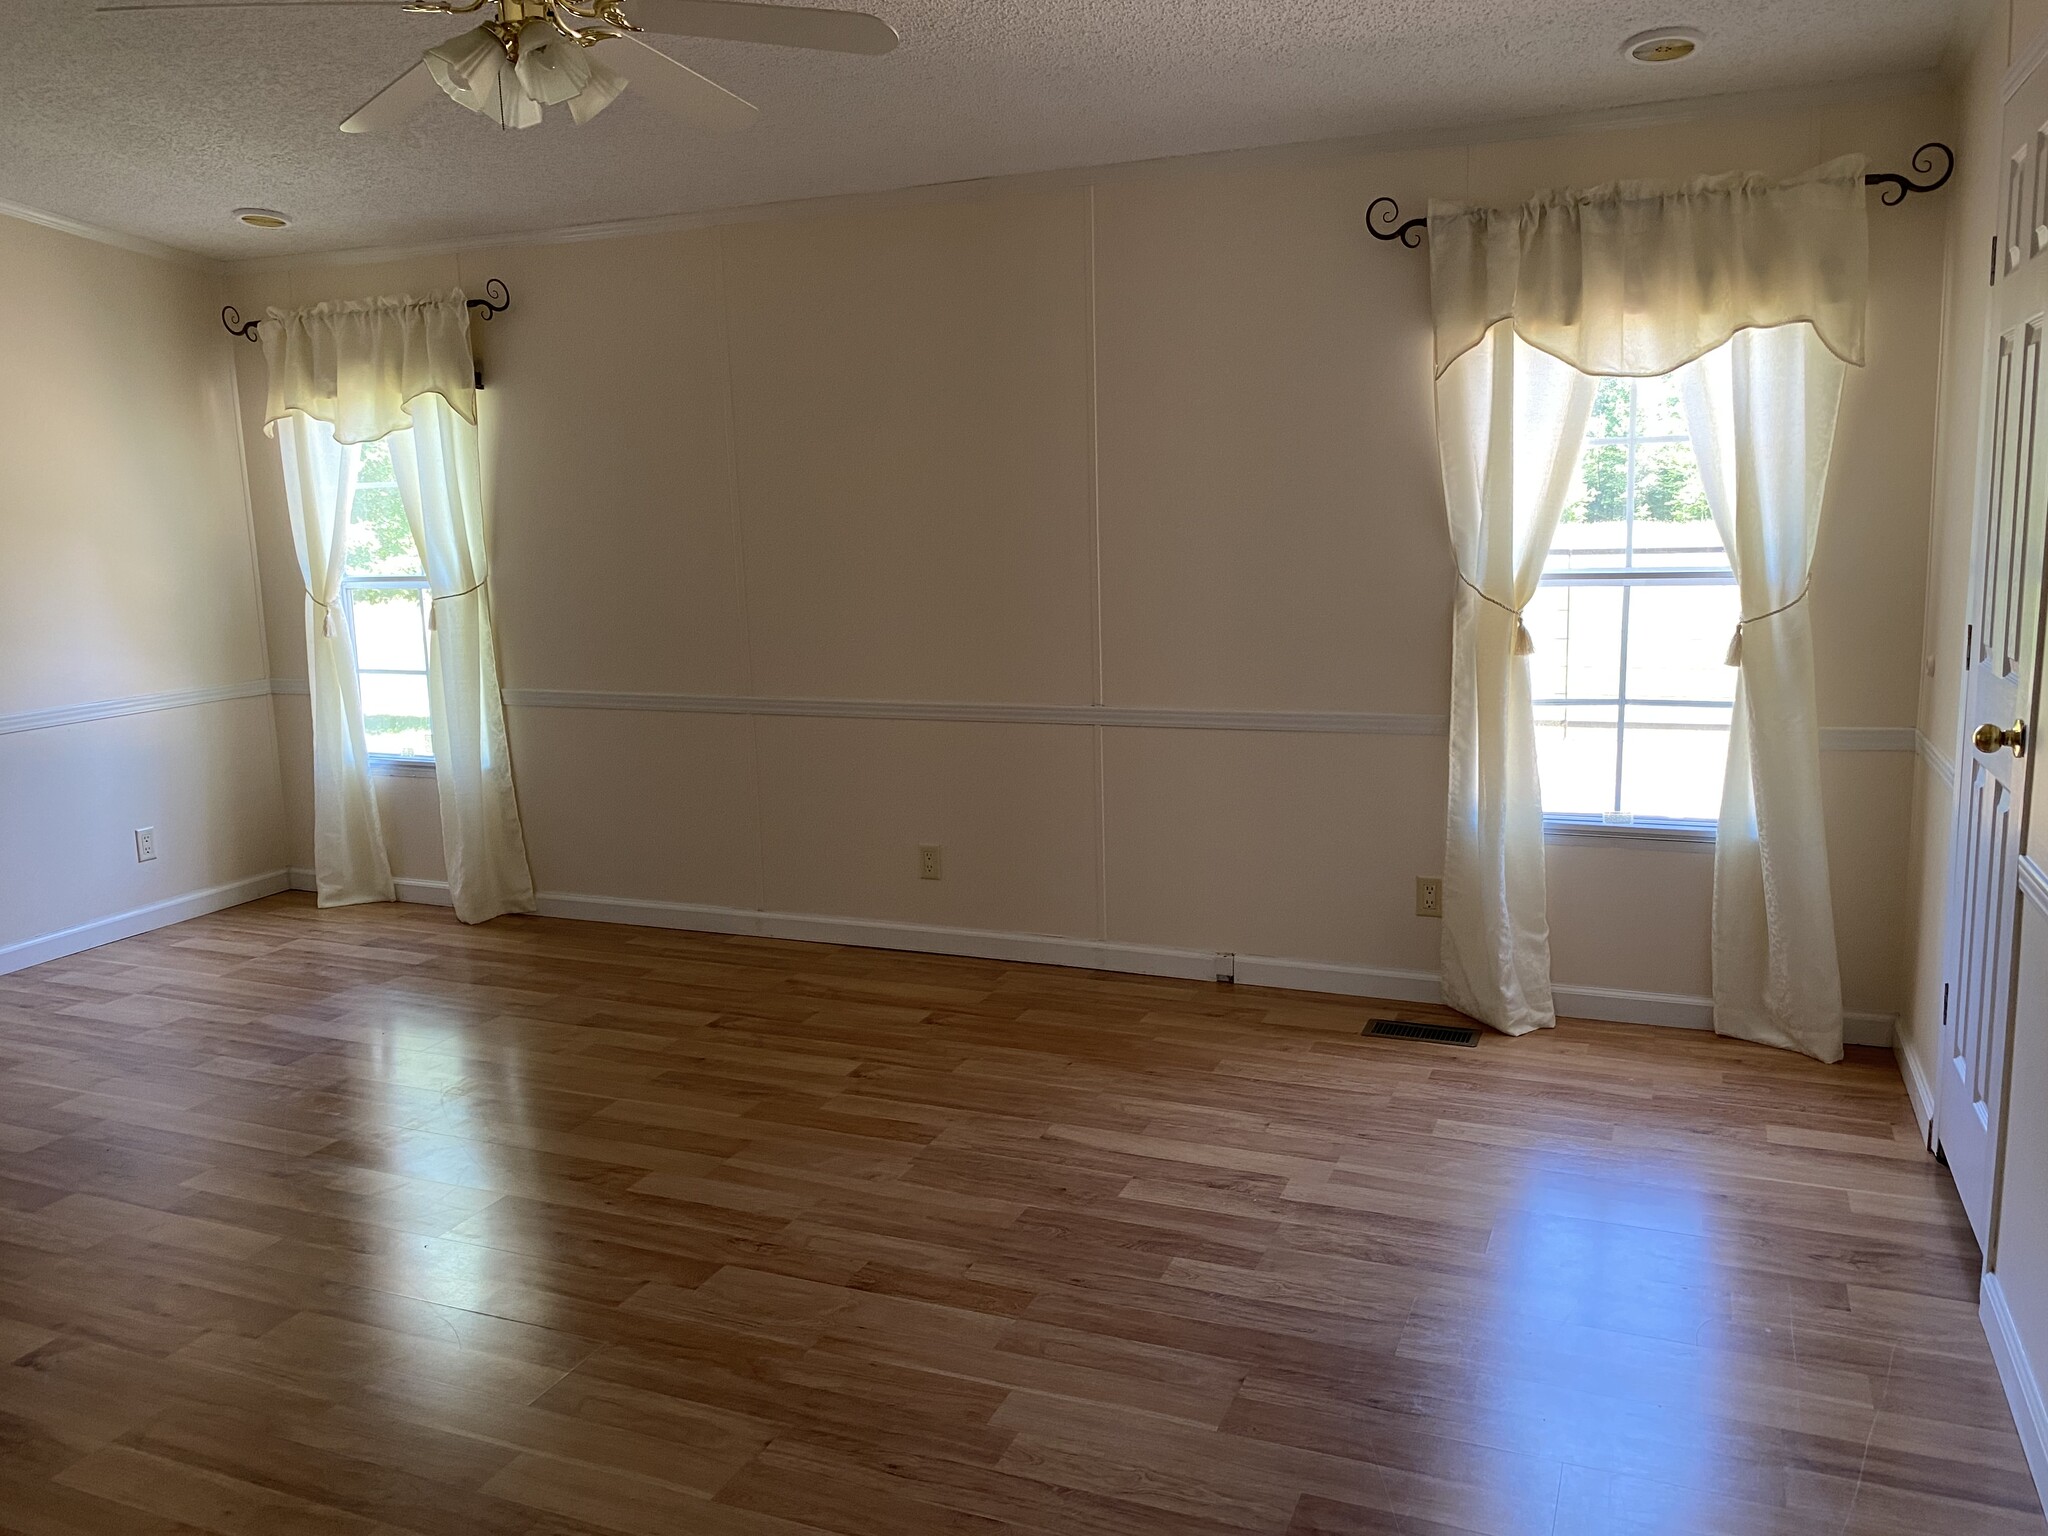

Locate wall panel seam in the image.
[711,222,772,914]
[1086,182,1108,940]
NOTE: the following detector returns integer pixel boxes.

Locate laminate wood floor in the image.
[0,893,2036,1536]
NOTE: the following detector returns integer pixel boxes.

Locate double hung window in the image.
[340,440,433,762]
[1528,375,1735,829]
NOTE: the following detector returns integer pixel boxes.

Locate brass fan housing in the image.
[404,0,643,56]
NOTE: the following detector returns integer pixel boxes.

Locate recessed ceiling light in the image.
[1623,27,1702,64]
[232,207,291,229]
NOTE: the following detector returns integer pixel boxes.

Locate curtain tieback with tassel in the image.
[428,576,488,632]
[1456,571,1536,655]
[305,590,338,638]
[1725,583,1810,667]
[308,578,487,637]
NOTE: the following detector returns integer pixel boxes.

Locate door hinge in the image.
[1994,233,2002,285]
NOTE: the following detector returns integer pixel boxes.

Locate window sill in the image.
[369,755,435,779]
[1544,816,1714,849]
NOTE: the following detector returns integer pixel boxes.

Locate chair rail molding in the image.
[0,679,274,736]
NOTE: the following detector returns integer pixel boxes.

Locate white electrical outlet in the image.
[134,827,157,863]
[918,844,943,881]
[1415,876,1442,917]
[1213,952,1236,983]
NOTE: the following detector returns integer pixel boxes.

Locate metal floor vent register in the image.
[1364,1017,1481,1048]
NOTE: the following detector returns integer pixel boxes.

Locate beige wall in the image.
[0,213,284,962]
[233,82,1950,1020]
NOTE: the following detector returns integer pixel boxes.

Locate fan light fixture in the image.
[1622,27,1702,64]
[102,0,901,138]
[414,1,632,128]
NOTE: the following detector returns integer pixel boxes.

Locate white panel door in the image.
[1943,69,2048,1249]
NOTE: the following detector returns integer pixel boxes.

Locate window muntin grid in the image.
[1534,375,1735,828]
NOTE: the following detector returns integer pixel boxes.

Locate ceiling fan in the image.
[96,0,900,135]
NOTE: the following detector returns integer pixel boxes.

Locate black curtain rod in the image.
[1365,142,1956,248]
[219,278,511,342]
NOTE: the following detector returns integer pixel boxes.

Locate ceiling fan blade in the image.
[339,58,440,133]
[624,0,898,55]
[611,36,759,133]
[98,3,397,12]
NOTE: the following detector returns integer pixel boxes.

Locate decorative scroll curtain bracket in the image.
[223,279,511,389]
[1366,142,1954,247]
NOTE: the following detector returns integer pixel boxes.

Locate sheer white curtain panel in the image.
[1424,157,1867,1049]
[1676,327,1848,1061]
[275,412,394,907]
[390,394,537,924]
[262,290,533,924]
[1435,326,1595,1035]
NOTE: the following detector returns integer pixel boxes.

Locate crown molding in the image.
[225,68,1946,274]
[0,196,218,272]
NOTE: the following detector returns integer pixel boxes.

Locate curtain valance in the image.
[1427,156,1869,379]
[262,291,477,444]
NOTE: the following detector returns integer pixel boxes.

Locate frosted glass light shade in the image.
[425,26,544,130]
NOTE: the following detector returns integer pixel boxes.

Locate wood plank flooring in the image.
[0,892,2035,1536]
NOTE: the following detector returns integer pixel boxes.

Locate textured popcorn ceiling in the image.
[8,0,1964,259]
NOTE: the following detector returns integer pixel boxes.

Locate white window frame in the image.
[1536,380,1731,843]
[342,446,435,775]
[342,574,435,775]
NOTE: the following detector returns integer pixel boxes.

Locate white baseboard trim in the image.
[1982,1271,2048,1511]
[0,869,290,977]
[286,870,457,908]
[286,870,1417,989]
[286,869,1890,1044]
[1899,1035,1937,1143]
[1549,982,1895,1047]
[1231,953,1441,1003]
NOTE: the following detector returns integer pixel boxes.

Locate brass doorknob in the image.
[1974,719,2029,757]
